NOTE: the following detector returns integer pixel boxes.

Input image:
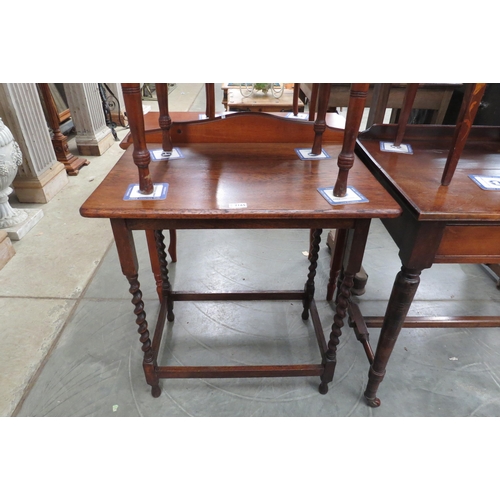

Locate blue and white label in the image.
[124,183,169,200]
[295,148,331,160]
[286,112,308,120]
[380,141,413,154]
[469,175,500,191]
[318,186,368,205]
[149,147,184,161]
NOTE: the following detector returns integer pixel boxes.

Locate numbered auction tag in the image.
[469,175,500,191]
[149,148,184,161]
[123,183,169,200]
[380,141,413,154]
[318,186,368,206]
[295,148,331,160]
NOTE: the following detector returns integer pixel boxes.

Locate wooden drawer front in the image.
[435,225,500,263]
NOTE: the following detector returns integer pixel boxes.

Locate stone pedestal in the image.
[0,114,44,241]
[63,83,115,156]
[0,83,68,204]
[4,208,43,241]
[0,230,15,270]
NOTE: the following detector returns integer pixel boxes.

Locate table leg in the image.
[110,219,161,397]
[146,229,177,304]
[326,228,348,301]
[154,229,175,322]
[363,265,421,407]
[302,228,322,320]
[319,219,370,394]
[168,229,177,263]
[146,229,163,303]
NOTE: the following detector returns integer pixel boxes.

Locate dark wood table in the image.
[80,112,401,397]
[351,124,500,407]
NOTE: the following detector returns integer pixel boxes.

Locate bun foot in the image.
[167,312,175,322]
[318,381,329,395]
[151,385,162,398]
[364,395,381,407]
[301,310,309,320]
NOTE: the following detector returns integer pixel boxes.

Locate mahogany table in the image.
[80,112,400,397]
[351,124,500,407]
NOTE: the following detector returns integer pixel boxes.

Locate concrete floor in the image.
[4,84,500,417]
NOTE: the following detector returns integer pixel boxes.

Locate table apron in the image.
[435,224,500,263]
[124,218,360,231]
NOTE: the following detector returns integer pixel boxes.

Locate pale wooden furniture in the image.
[226,88,304,113]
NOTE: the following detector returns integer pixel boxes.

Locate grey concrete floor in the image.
[5,84,500,417]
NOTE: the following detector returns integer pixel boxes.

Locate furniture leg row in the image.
[112,219,372,397]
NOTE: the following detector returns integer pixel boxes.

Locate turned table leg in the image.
[302,228,322,320]
[326,228,348,301]
[154,229,175,322]
[111,219,161,397]
[319,220,371,394]
[363,265,421,407]
[146,229,178,304]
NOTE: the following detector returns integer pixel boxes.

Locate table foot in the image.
[318,381,329,395]
[151,385,162,398]
[364,394,381,407]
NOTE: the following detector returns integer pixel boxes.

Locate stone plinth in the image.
[63,83,115,156]
[0,230,15,270]
[4,208,44,241]
[0,83,68,204]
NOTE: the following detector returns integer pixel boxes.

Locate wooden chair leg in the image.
[205,83,216,119]
[311,83,331,154]
[308,83,319,121]
[333,83,370,197]
[393,83,419,147]
[121,83,153,194]
[440,83,486,185]
[156,83,173,152]
[292,83,300,116]
[366,83,391,128]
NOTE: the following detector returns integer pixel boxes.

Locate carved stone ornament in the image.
[0,117,28,228]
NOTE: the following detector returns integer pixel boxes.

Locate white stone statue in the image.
[0,117,28,229]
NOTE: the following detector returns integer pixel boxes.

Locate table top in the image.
[357,124,500,222]
[81,113,401,228]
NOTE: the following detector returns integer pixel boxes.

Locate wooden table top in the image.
[357,124,500,222]
[81,113,401,227]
